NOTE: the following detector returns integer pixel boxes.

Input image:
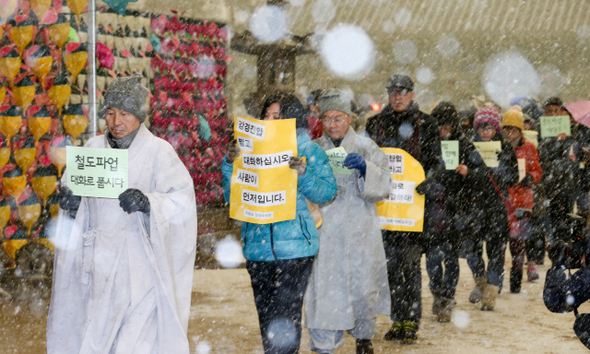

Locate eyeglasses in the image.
[388,89,410,97]
[477,126,496,133]
[321,117,347,125]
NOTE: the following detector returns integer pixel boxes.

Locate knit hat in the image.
[318,88,352,116]
[431,101,458,128]
[101,74,149,122]
[502,109,524,130]
[386,74,414,91]
[473,106,502,132]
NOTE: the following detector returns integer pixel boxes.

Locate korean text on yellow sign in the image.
[473,141,501,168]
[66,146,129,198]
[230,115,298,224]
[376,148,425,232]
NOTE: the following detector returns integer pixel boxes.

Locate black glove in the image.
[416,178,436,195]
[519,173,534,187]
[118,189,150,214]
[59,186,81,212]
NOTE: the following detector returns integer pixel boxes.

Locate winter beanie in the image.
[102,74,149,122]
[318,88,352,116]
[502,109,524,130]
[431,101,458,128]
[473,106,502,132]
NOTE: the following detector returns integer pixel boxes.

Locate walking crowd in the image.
[222,74,590,354]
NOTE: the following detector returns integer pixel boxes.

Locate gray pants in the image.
[308,319,376,353]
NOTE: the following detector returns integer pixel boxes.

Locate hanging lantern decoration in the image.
[0,198,10,237]
[47,192,59,220]
[48,75,70,115]
[3,225,26,259]
[2,165,27,199]
[32,164,57,206]
[0,0,17,24]
[25,45,52,88]
[66,0,88,26]
[30,0,52,24]
[14,135,36,173]
[65,42,87,85]
[0,135,9,169]
[13,76,36,111]
[0,106,22,143]
[28,105,51,142]
[47,13,70,50]
[49,134,72,177]
[0,46,21,87]
[0,86,5,105]
[63,104,87,141]
[17,191,41,237]
[10,15,37,56]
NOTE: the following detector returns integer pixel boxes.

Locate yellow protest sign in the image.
[376,148,425,232]
[441,140,459,170]
[540,115,571,138]
[230,116,298,224]
[473,141,501,168]
[66,146,128,198]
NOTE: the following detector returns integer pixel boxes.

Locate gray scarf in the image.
[107,127,139,149]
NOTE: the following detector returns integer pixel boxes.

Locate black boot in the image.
[356,339,374,354]
[510,269,522,294]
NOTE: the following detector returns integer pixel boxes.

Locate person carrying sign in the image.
[461,106,518,311]
[501,108,543,292]
[222,93,337,354]
[538,97,588,266]
[47,75,198,353]
[426,101,477,322]
[304,89,391,354]
[366,74,443,343]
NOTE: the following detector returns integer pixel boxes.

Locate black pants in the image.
[426,242,460,299]
[383,231,422,324]
[246,256,314,354]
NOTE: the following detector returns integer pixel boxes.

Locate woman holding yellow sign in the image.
[461,106,518,312]
[222,93,337,354]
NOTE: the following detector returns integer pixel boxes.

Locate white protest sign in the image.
[66,146,129,198]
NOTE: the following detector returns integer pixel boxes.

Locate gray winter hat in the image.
[101,74,150,122]
[318,88,352,116]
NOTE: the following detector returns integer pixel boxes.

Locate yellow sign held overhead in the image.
[230,116,298,224]
[376,148,425,232]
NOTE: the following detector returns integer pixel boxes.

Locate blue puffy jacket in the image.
[222,133,337,261]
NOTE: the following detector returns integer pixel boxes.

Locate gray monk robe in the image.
[306,128,391,335]
[47,125,198,354]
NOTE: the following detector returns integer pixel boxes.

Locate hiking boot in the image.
[481,284,499,311]
[356,339,374,354]
[528,264,539,282]
[510,270,522,294]
[383,321,404,341]
[437,298,456,323]
[401,320,419,344]
[432,295,443,316]
[469,276,487,304]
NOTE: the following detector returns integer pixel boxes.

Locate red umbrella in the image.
[565,100,590,128]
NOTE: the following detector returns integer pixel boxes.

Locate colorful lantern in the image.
[0,106,22,143]
[66,0,88,25]
[0,198,10,236]
[3,226,26,259]
[0,46,21,87]
[2,165,27,199]
[0,0,17,23]
[30,0,52,23]
[0,135,10,169]
[32,165,57,206]
[17,191,41,237]
[48,13,70,49]
[0,86,5,105]
[49,135,72,177]
[65,42,87,84]
[63,104,87,141]
[47,193,58,220]
[10,15,36,56]
[13,76,36,111]
[25,45,52,88]
[48,75,71,115]
[28,105,51,142]
[14,135,36,173]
